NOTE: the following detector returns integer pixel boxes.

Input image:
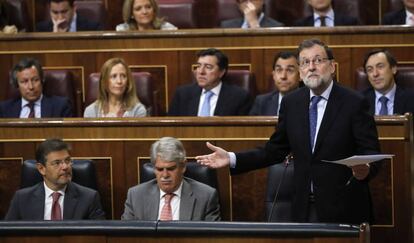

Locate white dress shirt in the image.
[158,182,183,220]
[313,8,335,27]
[20,95,43,118]
[43,182,66,220]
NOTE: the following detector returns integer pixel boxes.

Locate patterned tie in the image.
[27,102,35,118]
[379,96,389,115]
[160,193,174,221]
[200,90,214,116]
[309,96,322,151]
[319,16,326,26]
[51,192,62,220]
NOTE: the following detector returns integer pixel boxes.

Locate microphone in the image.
[267,153,293,222]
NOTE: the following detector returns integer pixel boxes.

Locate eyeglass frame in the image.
[46,157,73,168]
[298,56,332,69]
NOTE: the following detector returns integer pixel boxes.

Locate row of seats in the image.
[6,66,414,117]
[6,0,408,31]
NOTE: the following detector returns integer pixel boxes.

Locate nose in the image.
[280,70,288,79]
[308,60,317,70]
[372,68,379,77]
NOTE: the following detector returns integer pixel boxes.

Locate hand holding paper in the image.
[322,154,394,167]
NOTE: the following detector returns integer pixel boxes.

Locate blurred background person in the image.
[249,51,301,115]
[84,57,147,117]
[0,0,17,34]
[221,0,283,28]
[116,0,177,31]
[383,0,414,25]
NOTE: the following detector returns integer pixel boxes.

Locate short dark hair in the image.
[10,57,44,88]
[196,48,229,77]
[36,138,71,165]
[48,0,74,7]
[272,51,297,70]
[297,39,334,60]
[363,49,397,72]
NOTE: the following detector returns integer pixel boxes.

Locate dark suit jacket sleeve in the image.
[87,191,106,219]
[168,87,185,116]
[60,97,73,117]
[382,9,406,25]
[249,95,264,115]
[204,189,221,221]
[4,192,21,220]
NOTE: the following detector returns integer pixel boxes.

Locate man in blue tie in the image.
[362,49,414,116]
[197,39,381,224]
[168,48,252,116]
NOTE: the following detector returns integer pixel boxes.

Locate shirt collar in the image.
[203,81,222,96]
[313,8,334,21]
[374,82,396,101]
[309,80,333,101]
[43,181,66,197]
[242,12,265,28]
[21,94,43,108]
[159,181,183,199]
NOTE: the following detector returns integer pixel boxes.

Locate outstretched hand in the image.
[195,142,230,169]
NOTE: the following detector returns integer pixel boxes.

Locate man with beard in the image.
[196,39,381,224]
[5,138,105,220]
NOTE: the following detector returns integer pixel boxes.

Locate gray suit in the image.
[122,177,221,221]
[5,182,105,220]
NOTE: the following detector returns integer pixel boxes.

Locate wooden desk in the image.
[0,115,412,243]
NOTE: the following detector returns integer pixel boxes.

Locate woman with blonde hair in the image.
[116,0,177,31]
[84,58,147,117]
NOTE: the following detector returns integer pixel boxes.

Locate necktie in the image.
[27,102,35,118]
[379,96,389,115]
[319,16,326,26]
[309,96,322,151]
[51,192,62,220]
[200,91,214,116]
[160,193,174,221]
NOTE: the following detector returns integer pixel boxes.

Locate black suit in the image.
[382,9,407,25]
[5,182,105,220]
[249,91,279,116]
[168,82,252,116]
[234,82,380,224]
[294,13,359,26]
[362,86,414,115]
[221,16,284,28]
[36,15,103,32]
[0,95,73,118]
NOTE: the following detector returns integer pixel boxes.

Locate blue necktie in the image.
[200,91,214,116]
[379,96,389,115]
[309,96,322,151]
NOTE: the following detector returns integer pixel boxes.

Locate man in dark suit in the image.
[5,138,105,220]
[382,0,414,25]
[0,57,72,118]
[122,137,220,221]
[249,51,301,116]
[36,0,102,32]
[221,0,283,28]
[294,0,359,27]
[197,39,381,224]
[362,49,414,115]
[168,48,252,116]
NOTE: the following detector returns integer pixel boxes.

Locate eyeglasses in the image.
[47,158,73,168]
[299,57,330,69]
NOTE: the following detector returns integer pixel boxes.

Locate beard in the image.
[302,72,332,90]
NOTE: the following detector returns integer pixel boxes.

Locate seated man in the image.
[362,49,414,115]
[122,137,221,221]
[294,0,359,27]
[0,57,72,118]
[36,0,102,32]
[383,0,414,26]
[168,48,252,116]
[249,51,301,115]
[5,138,105,220]
[221,0,283,28]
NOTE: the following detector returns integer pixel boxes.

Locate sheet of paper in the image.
[322,154,394,167]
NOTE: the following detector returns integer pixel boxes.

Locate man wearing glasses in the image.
[5,138,105,220]
[197,39,381,224]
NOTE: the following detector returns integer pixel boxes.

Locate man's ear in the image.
[36,163,46,176]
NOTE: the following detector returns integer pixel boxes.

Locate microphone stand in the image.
[267,154,293,222]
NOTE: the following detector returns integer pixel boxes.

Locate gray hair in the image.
[150,137,186,165]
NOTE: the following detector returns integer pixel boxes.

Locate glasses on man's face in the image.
[47,158,73,168]
[299,56,330,69]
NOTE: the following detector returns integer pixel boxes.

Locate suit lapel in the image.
[179,179,195,220]
[189,85,202,116]
[30,183,46,219]
[296,88,313,154]
[394,86,404,114]
[146,182,160,220]
[63,182,79,219]
[269,92,279,115]
[214,83,228,115]
[366,90,376,115]
[10,99,22,117]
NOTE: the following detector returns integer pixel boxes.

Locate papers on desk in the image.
[322,154,394,167]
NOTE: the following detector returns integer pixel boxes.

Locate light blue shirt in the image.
[197,82,222,116]
[313,8,334,27]
[68,13,77,32]
[20,95,43,118]
[241,12,265,28]
[374,82,396,115]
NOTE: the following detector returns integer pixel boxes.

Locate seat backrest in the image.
[4,0,31,31]
[223,70,257,97]
[158,0,197,28]
[265,161,294,222]
[216,0,242,25]
[20,159,98,190]
[140,161,218,190]
[355,65,414,92]
[74,0,107,29]
[86,72,158,116]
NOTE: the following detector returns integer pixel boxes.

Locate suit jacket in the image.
[36,15,103,32]
[121,177,221,221]
[362,86,414,115]
[168,82,252,116]
[234,82,380,224]
[221,16,284,28]
[249,91,279,116]
[0,95,73,118]
[4,182,105,220]
[382,9,406,25]
[294,12,359,26]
